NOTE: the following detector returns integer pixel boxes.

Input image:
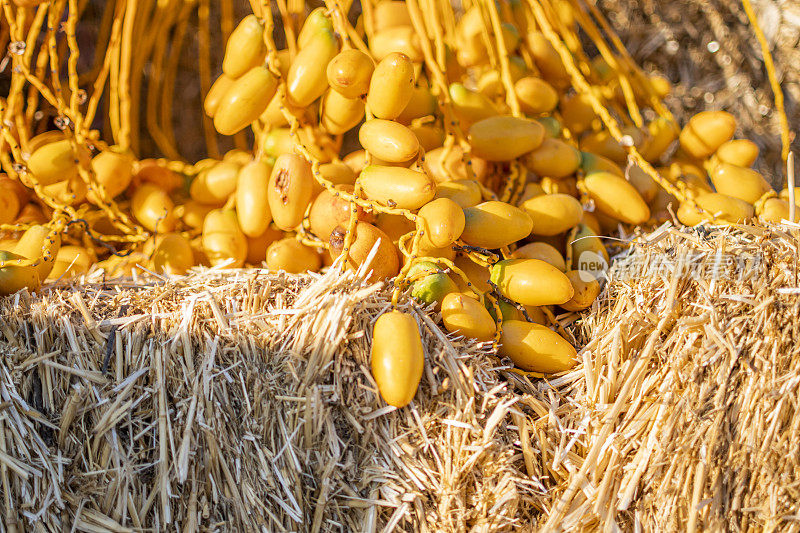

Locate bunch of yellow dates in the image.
[0,0,789,408]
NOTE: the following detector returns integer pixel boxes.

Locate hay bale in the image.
[0,263,571,531]
[541,222,800,530]
[3,223,800,531]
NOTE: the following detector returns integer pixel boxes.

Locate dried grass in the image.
[1,223,800,531]
[541,222,800,531]
[0,260,555,531]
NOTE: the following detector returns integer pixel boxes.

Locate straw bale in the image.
[2,223,800,531]
[540,222,800,531]
[0,262,556,531]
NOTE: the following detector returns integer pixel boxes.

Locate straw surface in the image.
[0,261,556,531]
[541,222,800,531]
[1,223,800,531]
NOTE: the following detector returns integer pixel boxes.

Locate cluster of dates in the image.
[0,0,789,407]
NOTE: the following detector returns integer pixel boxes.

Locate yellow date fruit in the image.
[214,66,278,135]
[133,159,184,192]
[132,184,175,233]
[205,75,235,117]
[561,93,596,135]
[526,31,569,88]
[417,198,465,248]
[260,92,290,127]
[190,161,241,205]
[373,0,412,31]
[268,154,314,231]
[309,185,372,240]
[499,320,577,374]
[468,116,545,161]
[202,209,247,267]
[461,201,533,249]
[236,159,273,237]
[367,52,415,120]
[359,119,420,163]
[449,83,499,126]
[490,258,574,306]
[715,139,759,168]
[581,210,602,236]
[540,176,577,197]
[287,29,339,107]
[434,179,483,208]
[360,165,436,210]
[581,152,625,177]
[261,127,294,158]
[42,175,87,206]
[758,198,794,224]
[26,137,85,186]
[327,49,374,99]
[320,89,365,135]
[515,76,558,115]
[343,150,369,174]
[181,201,215,229]
[570,223,609,269]
[580,128,643,164]
[319,161,357,186]
[396,87,437,124]
[641,117,679,163]
[15,224,60,279]
[375,212,415,242]
[0,177,27,224]
[424,146,488,184]
[709,163,771,204]
[648,74,671,98]
[48,245,91,280]
[583,171,650,225]
[453,254,491,292]
[370,26,423,63]
[329,222,400,281]
[297,8,333,49]
[676,193,754,226]
[89,147,134,201]
[487,298,523,322]
[456,9,489,67]
[0,250,40,296]
[14,203,49,224]
[266,238,321,273]
[780,187,800,202]
[521,193,583,236]
[512,242,566,271]
[245,226,283,264]
[507,56,532,80]
[410,124,446,152]
[149,234,194,275]
[414,241,456,262]
[679,110,737,159]
[525,138,581,178]
[561,270,600,311]
[371,310,424,407]
[441,292,496,342]
[222,15,267,79]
